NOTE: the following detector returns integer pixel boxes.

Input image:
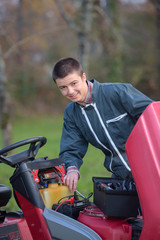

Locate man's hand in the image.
[63,171,79,192]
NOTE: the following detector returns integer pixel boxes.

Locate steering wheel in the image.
[0,136,47,167]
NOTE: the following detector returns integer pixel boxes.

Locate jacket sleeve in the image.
[114,83,154,122]
[59,110,88,170]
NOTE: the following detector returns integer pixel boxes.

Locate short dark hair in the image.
[52,57,83,82]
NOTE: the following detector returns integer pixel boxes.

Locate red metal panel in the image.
[126,102,160,240]
[0,218,33,240]
[15,191,51,240]
[78,206,132,240]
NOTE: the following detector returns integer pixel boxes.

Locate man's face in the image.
[55,72,88,103]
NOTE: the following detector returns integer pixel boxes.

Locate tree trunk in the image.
[77,0,93,74]
[0,45,12,147]
[156,6,160,89]
[150,0,160,89]
[106,0,123,82]
[55,0,93,75]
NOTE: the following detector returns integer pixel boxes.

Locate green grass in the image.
[0,114,111,211]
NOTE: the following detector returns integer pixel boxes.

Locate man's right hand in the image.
[63,171,79,192]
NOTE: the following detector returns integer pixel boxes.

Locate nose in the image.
[67,87,74,95]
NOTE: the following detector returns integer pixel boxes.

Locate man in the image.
[52,57,153,192]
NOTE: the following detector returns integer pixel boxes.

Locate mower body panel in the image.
[126,102,160,240]
[0,217,33,240]
[43,207,102,240]
[78,206,132,240]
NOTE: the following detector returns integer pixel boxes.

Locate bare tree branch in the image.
[0,25,13,48]
[55,0,80,34]
[3,25,67,59]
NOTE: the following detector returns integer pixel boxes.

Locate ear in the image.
[82,73,87,81]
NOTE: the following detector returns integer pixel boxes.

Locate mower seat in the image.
[0,184,12,207]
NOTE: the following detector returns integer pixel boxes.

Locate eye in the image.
[72,81,77,86]
[59,86,66,90]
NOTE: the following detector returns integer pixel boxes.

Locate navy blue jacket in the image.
[59,80,153,179]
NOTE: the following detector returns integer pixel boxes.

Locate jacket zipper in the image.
[81,106,113,172]
[81,103,131,172]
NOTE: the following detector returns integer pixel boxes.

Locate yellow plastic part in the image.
[39,183,72,209]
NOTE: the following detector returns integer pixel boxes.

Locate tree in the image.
[55,0,124,81]
[55,0,94,74]
[94,0,123,82]
[150,0,160,89]
[0,45,12,147]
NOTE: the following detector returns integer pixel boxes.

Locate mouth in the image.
[69,93,79,100]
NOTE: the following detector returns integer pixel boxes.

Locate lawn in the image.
[0,114,111,211]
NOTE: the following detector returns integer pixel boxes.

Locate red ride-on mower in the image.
[0,102,160,240]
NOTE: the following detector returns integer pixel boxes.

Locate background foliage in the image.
[1,0,159,116]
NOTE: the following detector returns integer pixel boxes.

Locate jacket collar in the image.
[77,80,93,107]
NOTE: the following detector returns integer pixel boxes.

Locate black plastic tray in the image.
[92,177,139,217]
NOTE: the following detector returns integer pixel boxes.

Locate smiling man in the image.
[56,72,88,103]
[52,57,153,192]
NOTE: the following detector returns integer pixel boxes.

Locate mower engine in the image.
[32,163,92,219]
[31,162,142,240]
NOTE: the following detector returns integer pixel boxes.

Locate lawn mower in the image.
[0,101,160,240]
